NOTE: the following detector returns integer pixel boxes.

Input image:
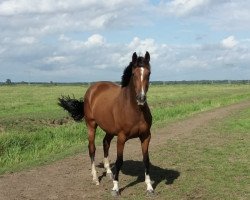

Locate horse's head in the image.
[131,52,151,106]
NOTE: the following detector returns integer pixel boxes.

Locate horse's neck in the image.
[119,80,152,126]
[121,80,139,110]
[120,81,151,125]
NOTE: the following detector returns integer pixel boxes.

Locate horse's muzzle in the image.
[136,93,146,106]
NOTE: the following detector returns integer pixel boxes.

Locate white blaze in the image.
[140,67,145,94]
[140,67,144,82]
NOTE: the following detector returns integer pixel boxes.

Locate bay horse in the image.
[58,52,153,196]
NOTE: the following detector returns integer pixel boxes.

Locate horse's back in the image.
[85,81,119,102]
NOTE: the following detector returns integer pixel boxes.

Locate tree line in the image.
[1,79,250,85]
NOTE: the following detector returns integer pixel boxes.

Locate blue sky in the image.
[0,0,249,82]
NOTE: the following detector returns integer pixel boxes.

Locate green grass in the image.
[145,105,250,200]
[0,84,250,174]
[149,84,250,126]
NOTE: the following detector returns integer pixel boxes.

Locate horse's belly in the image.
[92,100,118,134]
[94,110,117,134]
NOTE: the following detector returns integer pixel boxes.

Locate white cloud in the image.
[57,34,105,50]
[207,1,250,30]
[18,36,37,44]
[0,0,95,15]
[176,55,208,69]
[128,37,158,57]
[45,56,68,64]
[163,0,210,16]
[0,0,147,33]
[89,13,117,29]
[58,34,71,42]
[85,34,105,47]
[0,0,145,16]
[221,36,238,49]
[157,0,250,31]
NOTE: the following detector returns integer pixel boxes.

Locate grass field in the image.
[0,84,250,174]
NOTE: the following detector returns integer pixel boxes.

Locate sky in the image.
[0,0,250,82]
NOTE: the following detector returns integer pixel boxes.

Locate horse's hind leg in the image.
[86,120,99,185]
[103,133,114,178]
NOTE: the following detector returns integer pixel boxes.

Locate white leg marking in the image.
[112,180,119,192]
[145,173,153,191]
[91,162,99,185]
[103,157,112,174]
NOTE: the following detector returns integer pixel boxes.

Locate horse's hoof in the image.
[146,189,155,197]
[107,172,113,180]
[93,179,99,185]
[111,190,119,197]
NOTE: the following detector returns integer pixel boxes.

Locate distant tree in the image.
[6,79,12,85]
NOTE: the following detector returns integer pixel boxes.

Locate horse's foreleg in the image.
[111,134,126,196]
[87,121,99,185]
[103,134,114,178]
[140,133,154,194]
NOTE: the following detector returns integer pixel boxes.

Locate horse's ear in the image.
[145,51,150,63]
[132,52,137,63]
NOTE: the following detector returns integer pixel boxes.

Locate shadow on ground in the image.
[97,160,180,193]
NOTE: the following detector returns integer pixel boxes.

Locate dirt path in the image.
[1,101,250,200]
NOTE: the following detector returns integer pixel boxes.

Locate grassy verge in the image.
[144,104,250,199]
[0,84,250,174]
[149,84,250,127]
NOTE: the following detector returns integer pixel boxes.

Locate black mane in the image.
[121,56,149,87]
[121,62,133,87]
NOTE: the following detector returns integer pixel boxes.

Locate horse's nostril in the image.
[140,95,146,101]
[136,93,146,103]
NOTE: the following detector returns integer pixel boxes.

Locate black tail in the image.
[58,95,84,122]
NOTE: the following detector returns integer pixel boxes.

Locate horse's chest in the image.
[114,105,152,136]
[125,120,150,137]
[137,121,149,134]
